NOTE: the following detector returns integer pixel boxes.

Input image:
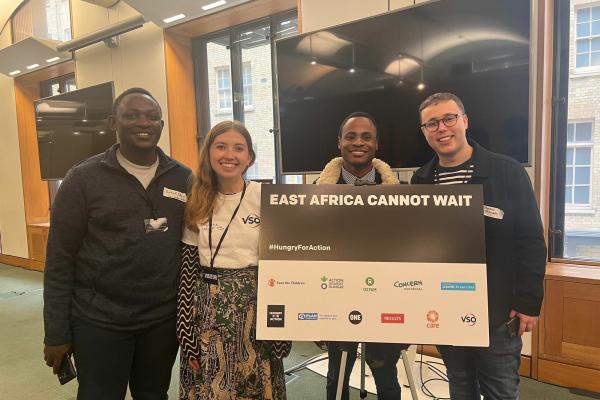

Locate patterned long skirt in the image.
[180,266,287,400]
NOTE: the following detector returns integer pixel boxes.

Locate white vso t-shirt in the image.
[182,181,261,269]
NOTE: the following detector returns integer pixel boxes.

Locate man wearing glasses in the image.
[411,93,546,399]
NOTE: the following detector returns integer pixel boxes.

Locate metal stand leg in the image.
[359,343,367,399]
[401,348,419,400]
[335,350,348,400]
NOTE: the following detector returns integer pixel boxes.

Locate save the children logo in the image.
[267,278,276,287]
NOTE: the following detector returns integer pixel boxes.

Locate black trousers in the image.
[71,316,178,400]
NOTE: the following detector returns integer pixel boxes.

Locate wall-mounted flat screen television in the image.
[276,0,531,173]
[35,81,115,180]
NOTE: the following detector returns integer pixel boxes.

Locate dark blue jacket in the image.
[44,144,191,345]
[411,140,547,327]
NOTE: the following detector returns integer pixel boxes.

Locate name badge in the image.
[202,271,219,285]
[483,205,504,220]
[163,187,187,203]
[144,217,169,233]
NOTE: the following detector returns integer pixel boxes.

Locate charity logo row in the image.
[266,305,478,329]
[266,276,476,292]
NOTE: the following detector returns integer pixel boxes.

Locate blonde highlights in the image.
[184,121,255,231]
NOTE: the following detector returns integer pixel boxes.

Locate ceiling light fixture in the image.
[310,60,317,65]
[9,70,21,76]
[163,14,185,24]
[46,57,60,63]
[202,0,226,11]
[349,68,356,73]
[26,63,40,70]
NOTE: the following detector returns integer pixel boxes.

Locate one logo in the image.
[320,275,344,289]
[365,277,375,286]
[440,282,476,291]
[348,310,363,325]
[267,305,285,328]
[393,280,423,290]
[426,310,440,328]
[242,213,261,227]
[461,313,477,326]
[381,313,404,323]
[298,312,318,320]
[267,278,276,287]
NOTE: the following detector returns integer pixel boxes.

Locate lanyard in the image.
[208,181,247,269]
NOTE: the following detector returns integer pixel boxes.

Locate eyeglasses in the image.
[420,113,465,132]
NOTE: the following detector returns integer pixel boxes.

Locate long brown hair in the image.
[185,120,256,231]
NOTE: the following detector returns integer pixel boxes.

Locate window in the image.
[11,0,71,43]
[196,11,299,183]
[216,67,232,111]
[40,73,76,98]
[575,5,600,68]
[242,63,253,108]
[551,1,600,261]
[566,122,593,205]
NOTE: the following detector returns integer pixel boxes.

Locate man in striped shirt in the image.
[412,93,546,400]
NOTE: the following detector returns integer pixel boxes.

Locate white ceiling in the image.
[123,0,253,28]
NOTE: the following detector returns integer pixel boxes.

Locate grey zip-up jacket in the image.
[43,144,191,345]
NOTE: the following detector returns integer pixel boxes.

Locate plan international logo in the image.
[298,312,318,321]
[440,282,476,291]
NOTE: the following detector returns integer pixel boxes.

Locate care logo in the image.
[426,310,440,328]
[348,310,363,325]
[394,280,423,291]
[461,313,477,326]
[241,213,260,227]
[320,275,344,289]
[363,276,377,293]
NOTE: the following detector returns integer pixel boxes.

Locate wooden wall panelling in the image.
[538,358,600,393]
[164,31,199,170]
[13,80,49,226]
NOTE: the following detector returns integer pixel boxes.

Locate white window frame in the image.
[242,62,253,109]
[565,120,594,209]
[573,3,600,74]
[216,66,232,112]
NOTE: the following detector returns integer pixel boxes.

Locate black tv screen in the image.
[35,81,116,180]
[276,0,531,173]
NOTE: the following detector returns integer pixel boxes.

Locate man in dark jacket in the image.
[411,93,546,399]
[43,87,191,400]
[317,112,408,400]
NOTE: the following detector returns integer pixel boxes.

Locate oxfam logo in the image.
[365,277,375,286]
[320,276,328,289]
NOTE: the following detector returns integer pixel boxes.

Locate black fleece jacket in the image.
[411,140,547,327]
[43,144,191,345]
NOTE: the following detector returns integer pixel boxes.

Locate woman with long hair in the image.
[176,120,288,399]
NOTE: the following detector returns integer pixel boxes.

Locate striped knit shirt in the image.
[434,159,474,185]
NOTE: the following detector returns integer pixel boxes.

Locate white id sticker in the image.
[484,205,504,220]
[163,187,187,203]
[144,217,169,233]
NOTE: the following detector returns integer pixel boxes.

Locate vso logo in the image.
[242,214,260,227]
[348,310,362,325]
[461,313,477,326]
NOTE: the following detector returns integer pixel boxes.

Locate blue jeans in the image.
[326,342,403,400]
[437,329,523,400]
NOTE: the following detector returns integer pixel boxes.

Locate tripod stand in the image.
[335,344,418,400]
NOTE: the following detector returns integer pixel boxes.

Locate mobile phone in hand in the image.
[506,316,519,338]
[57,353,77,385]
